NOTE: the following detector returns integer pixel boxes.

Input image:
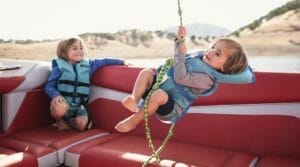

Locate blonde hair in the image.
[56,37,87,60]
[218,38,248,74]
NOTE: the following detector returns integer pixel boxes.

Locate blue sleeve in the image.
[44,66,61,99]
[89,58,124,76]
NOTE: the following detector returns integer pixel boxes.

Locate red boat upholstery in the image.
[64,66,300,166]
[0,60,111,166]
[0,147,37,167]
[9,126,109,163]
[256,156,300,167]
[1,61,300,167]
[0,136,55,166]
[78,135,257,167]
[92,66,300,104]
[0,60,32,94]
[65,133,125,167]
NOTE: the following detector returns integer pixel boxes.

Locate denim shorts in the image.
[142,75,174,116]
[63,104,88,123]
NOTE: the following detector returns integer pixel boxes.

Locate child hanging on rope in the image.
[115,26,254,132]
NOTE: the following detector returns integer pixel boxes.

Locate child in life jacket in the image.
[115,26,254,132]
[45,37,125,131]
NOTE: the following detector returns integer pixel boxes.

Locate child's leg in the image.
[50,96,69,120]
[50,96,71,130]
[56,120,71,130]
[122,69,155,112]
[70,106,90,131]
[116,89,168,132]
[72,116,88,131]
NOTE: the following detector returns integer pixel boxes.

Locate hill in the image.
[0,29,212,61]
[0,1,299,61]
[232,0,300,56]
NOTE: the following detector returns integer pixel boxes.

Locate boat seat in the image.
[0,136,56,167]
[70,134,258,167]
[8,125,109,164]
[0,147,37,167]
[65,133,124,167]
[256,156,300,167]
[1,64,300,166]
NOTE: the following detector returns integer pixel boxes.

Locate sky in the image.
[0,0,292,40]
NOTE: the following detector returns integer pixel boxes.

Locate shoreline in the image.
[3,55,297,72]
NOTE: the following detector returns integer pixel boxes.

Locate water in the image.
[248,55,300,72]
[16,55,300,73]
[127,55,300,73]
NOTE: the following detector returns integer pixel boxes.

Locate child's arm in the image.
[89,58,124,75]
[174,47,214,90]
[45,67,62,99]
[173,27,214,90]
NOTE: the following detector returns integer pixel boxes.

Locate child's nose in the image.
[207,49,216,56]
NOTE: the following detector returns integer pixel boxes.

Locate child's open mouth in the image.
[204,54,211,61]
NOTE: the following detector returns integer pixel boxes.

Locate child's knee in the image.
[74,117,88,131]
[51,101,69,120]
[140,68,154,77]
[151,90,168,104]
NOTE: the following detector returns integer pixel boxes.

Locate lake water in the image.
[127,55,300,73]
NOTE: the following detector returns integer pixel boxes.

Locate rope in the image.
[177,0,184,42]
[143,0,183,166]
[142,59,175,167]
[177,0,183,26]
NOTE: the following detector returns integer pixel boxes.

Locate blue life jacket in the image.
[54,58,90,106]
[186,51,255,84]
[158,51,255,123]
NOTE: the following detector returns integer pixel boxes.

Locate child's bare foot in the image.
[122,96,139,112]
[115,117,136,133]
[86,121,93,130]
